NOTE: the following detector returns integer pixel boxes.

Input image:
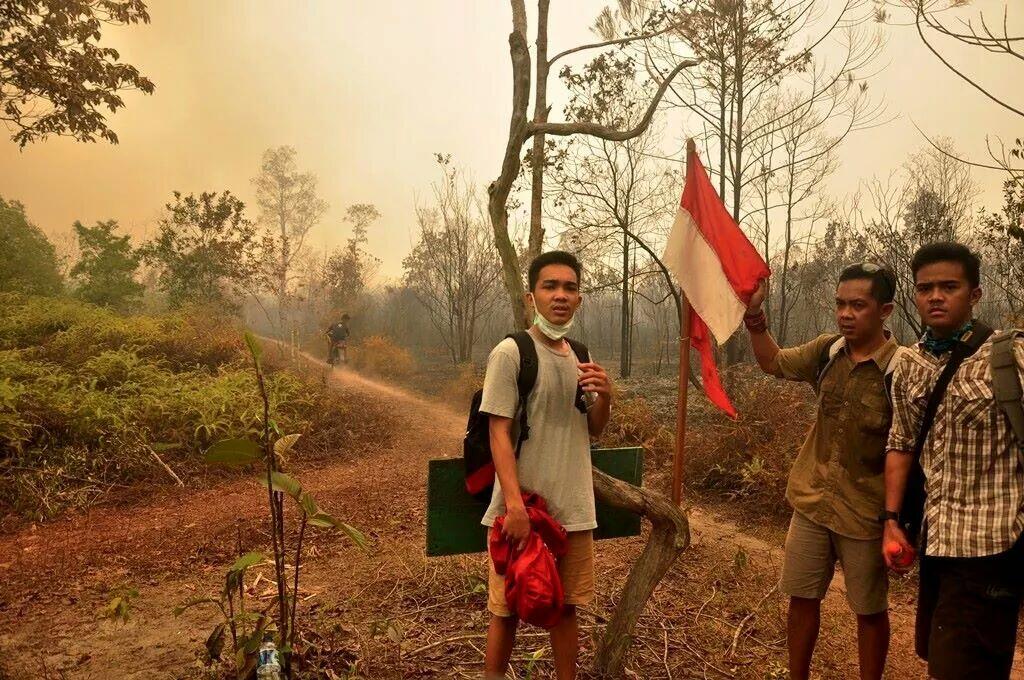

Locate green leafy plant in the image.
[524,646,547,679]
[174,548,271,677]
[0,294,320,519]
[98,585,138,624]
[733,545,749,572]
[197,331,368,678]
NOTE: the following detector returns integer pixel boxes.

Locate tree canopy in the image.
[1,0,155,146]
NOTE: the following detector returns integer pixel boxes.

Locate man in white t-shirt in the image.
[482,250,612,680]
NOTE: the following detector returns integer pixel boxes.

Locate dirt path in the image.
[0,356,1004,679]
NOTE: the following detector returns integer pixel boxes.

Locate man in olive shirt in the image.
[743,263,901,680]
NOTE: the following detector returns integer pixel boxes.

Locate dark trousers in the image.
[916,533,1024,680]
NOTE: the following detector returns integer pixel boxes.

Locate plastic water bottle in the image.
[257,633,282,680]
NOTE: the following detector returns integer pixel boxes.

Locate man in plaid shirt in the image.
[884,242,1024,680]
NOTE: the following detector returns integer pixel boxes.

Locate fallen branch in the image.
[409,631,548,657]
[591,468,690,676]
[148,447,184,487]
[727,584,778,659]
[661,621,671,680]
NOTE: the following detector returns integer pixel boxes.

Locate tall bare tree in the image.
[550,50,677,377]
[523,1,686,263]
[404,157,501,364]
[252,146,328,337]
[627,0,882,217]
[858,140,979,337]
[489,0,695,330]
[877,0,1024,182]
[753,91,843,344]
[615,0,884,361]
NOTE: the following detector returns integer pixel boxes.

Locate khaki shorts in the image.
[780,511,887,616]
[487,530,594,617]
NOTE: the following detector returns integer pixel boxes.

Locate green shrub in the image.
[0,293,243,370]
[0,294,373,520]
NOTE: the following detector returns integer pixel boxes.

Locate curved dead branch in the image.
[532,59,699,141]
[591,469,690,677]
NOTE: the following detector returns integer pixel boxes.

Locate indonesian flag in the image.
[661,144,771,418]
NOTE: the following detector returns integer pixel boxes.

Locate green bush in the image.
[0,293,243,370]
[0,294,342,520]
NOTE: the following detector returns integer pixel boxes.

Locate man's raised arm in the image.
[744,279,781,374]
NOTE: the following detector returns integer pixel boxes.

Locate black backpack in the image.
[463,331,591,501]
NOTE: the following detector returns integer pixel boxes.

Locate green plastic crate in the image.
[426,447,643,557]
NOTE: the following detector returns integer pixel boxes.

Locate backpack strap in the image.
[817,334,905,404]
[815,334,844,392]
[913,322,995,456]
[881,346,907,407]
[990,329,1024,447]
[565,338,590,364]
[506,331,539,454]
[901,321,995,542]
[565,338,592,414]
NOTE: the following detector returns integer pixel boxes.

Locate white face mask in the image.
[529,295,575,341]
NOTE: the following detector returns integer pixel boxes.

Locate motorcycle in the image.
[327,338,347,366]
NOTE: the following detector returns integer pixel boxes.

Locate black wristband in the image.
[878,510,899,524]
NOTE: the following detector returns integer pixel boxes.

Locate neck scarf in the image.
[921,320,973,356]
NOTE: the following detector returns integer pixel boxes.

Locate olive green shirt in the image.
[771,334,900,540]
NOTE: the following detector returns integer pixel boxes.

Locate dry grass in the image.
[440,362,484,407]
[254,521,874,679]
[684,368,814,522]
[614,366,815,524]
[601,386,675,467]
[349,335,417,380]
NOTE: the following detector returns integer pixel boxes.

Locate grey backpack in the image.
[989,330,1024,445]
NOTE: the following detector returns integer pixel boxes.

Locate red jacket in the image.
[489,493,569,629]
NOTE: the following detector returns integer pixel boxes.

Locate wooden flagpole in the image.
[672,293,691,505]
[672,139,697,506]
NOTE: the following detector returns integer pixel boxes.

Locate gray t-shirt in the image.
[479,333,597,531]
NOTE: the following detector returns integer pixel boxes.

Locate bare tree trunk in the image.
[761,171,772,316]
[620,229,631,378]
[777,176,796,344]
[528,0,551,263]
[277,207,289,339]
[629,247,636,373]
[488,0,532,330]
[718,64,728,200]
[490,2,694,330]
[723,2,746,368]
[592,469,690,676]
[731,2,745,225]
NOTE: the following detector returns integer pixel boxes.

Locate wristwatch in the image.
[878,510,900,524]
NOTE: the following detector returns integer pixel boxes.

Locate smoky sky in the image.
[0,0,1019,279]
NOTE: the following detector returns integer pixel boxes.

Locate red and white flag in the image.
[661,144,771,418]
